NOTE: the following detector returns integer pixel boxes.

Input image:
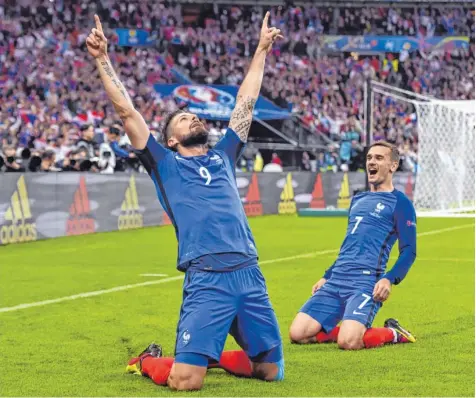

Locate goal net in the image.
[367,81,475,217]
[413,100,475,216]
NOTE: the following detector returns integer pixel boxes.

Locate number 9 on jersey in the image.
[199,166,212,185]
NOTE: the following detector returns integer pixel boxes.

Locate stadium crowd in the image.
[0,0,474,172]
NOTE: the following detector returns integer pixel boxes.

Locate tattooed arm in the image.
[229,12,282,143]
[228,50,264,143]
[87,15,149,149]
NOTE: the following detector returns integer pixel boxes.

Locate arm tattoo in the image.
[229,95,256,142]
[100,61,130,102]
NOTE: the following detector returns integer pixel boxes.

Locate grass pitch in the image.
[0,216,474,397]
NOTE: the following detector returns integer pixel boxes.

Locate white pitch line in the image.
[140,274,168,277]
[259,249,337,265]
[0,249,337,314]
[0,223,473,314]
[0,276,184,314]
[319,255,473,263]
[416,224,474,237]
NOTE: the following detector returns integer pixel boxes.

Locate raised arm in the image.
[229,12,283,142]
[86,15,149,150]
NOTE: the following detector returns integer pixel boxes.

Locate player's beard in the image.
[180,129,209,148]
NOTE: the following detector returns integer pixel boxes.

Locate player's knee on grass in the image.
[337,337,364,350]
[250,345,284,381]
[337,320,366,350]
[168,355,207,391]
[251,359,285,381]
[289,312,322,343]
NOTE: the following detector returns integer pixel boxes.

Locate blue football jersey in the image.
[324,190,417,285]
[137,128,258,271]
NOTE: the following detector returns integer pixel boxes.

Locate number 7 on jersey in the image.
[351,216,363,234]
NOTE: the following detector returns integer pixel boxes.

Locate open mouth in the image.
[368,169,378,176]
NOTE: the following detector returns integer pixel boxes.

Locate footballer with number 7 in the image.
[86,13,284,391]
[290,142,418,350]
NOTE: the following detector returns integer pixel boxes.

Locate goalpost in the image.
[365,80,475,218]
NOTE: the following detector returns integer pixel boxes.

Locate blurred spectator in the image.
[0,1,474,174]
[399,140,419,172]
[301,151,311,171]
[316,152,327,172]
[29,150,57,172]
[271,152,283,167]
[3,146,25,172]
[325,148,341,173]
[76,125,98,160]
[253,151,264,172]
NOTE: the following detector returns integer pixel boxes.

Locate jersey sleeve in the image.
[214,128,245,165]
[110,141,130,158]
[383,194,417,285]
[323,261,336,280]
[135,133,171,175]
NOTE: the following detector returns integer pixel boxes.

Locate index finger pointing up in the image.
[262,11,270,29]
[94,14,103,32]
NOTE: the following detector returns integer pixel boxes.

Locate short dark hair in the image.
[109,126,121,135]
[42,150,55,160]
[369,141,400,162]
[80,124,92,132]
[161,109,187,149]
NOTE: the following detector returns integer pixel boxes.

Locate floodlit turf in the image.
[0,216,474,397]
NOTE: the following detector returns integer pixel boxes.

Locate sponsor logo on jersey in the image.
[0,175,37,244]
[67,176,95,236]
[118,175,143,230]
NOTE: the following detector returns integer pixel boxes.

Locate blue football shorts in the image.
[174,265,282,362]
[300,278,382,333]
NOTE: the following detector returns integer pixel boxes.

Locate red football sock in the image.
[363,328,395,348]
[316,326,340,343]
[141,356,175,386]
[215,350,252,377]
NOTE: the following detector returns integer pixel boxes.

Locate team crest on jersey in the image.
[182,330,191,346]
[370,202,385,218]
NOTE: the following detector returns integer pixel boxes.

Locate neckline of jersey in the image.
[368,189,397,194]
[175,150,213,160]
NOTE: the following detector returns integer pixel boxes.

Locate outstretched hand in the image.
[86,15,108,58]
[257,11,284,54]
